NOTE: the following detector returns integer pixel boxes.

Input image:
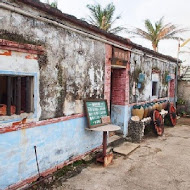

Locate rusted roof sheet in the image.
[16,0,181,63]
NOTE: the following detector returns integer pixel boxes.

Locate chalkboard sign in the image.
[84,99,110,128]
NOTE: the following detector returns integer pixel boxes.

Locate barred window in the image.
[0,75,34,116]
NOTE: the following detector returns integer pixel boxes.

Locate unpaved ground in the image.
[53,119,190,190]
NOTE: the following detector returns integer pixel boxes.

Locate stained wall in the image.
[129,50,176,103]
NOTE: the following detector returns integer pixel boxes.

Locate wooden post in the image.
[26,76,31,113]
[7,76,11,116]
[16,77,21,115]
[103,131,107,157]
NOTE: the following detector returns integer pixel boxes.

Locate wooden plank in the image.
[16,77,21,115]
[26,76,31,113]
[7,76,11,116]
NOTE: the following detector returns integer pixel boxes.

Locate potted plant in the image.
[181,111,187,117]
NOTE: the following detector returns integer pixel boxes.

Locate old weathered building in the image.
[0,0,178,189]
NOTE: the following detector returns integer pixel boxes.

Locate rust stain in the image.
[0,50,12,56]
[12,121,22,127]
[22,118,27,124]
[25,54,38,60]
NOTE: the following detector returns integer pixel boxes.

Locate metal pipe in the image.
[0,2,173,64]
[34,146,41,178]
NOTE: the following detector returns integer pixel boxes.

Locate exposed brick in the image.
[0,113,84,134]
[0,50,12,56]
[0,39,44,55]
[169,79,175,98]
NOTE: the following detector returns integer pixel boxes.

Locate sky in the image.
[42,0,190,65]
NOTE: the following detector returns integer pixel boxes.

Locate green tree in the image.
[128,17,187,52]
[86,3,125,34]
[45,0,58,8]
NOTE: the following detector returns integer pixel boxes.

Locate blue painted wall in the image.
[0,117,102,189]
[111,105,129,137]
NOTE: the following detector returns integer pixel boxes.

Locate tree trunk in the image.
[152,43,158,52]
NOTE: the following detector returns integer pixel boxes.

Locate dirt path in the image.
[52,119,190,190]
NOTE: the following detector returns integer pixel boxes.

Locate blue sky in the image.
[42,0,190,65]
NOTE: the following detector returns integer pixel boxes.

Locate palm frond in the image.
[145,19,154,35]
[86,3,125,34]
[109,26,126,34]
[127,16,188,51]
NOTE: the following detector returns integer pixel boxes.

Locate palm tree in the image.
[45,0,58,8]
[129,17,187,52]
[86,3,125,34]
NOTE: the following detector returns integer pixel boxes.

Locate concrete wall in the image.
[129,49,176,103]
[111,105,129,136]
[0,49,40,124]
[178,80,190,114]
[0,116,102,189]
[0,2,105,120]
[0,1,105,189]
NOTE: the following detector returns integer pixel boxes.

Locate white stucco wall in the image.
[0,50,41,124]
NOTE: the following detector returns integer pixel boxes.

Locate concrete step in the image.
[113,142,140,156]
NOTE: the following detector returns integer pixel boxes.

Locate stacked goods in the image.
[132,100,169,120]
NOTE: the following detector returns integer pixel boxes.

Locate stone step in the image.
[113,142,140,156]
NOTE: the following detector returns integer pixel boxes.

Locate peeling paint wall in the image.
[0,117,102,189]
[178,80,190,113]
[0,2,105,120]
[0,1,105,189]
[130,49,176,103]
[0,49,40,124]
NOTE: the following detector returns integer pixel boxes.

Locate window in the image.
[0,75,34,116]
[152,81,158,96]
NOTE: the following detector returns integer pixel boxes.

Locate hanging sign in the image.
[111,47,128,67]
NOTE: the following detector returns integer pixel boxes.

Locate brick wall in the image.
[111,69,127,105]
[169,79,175,98]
